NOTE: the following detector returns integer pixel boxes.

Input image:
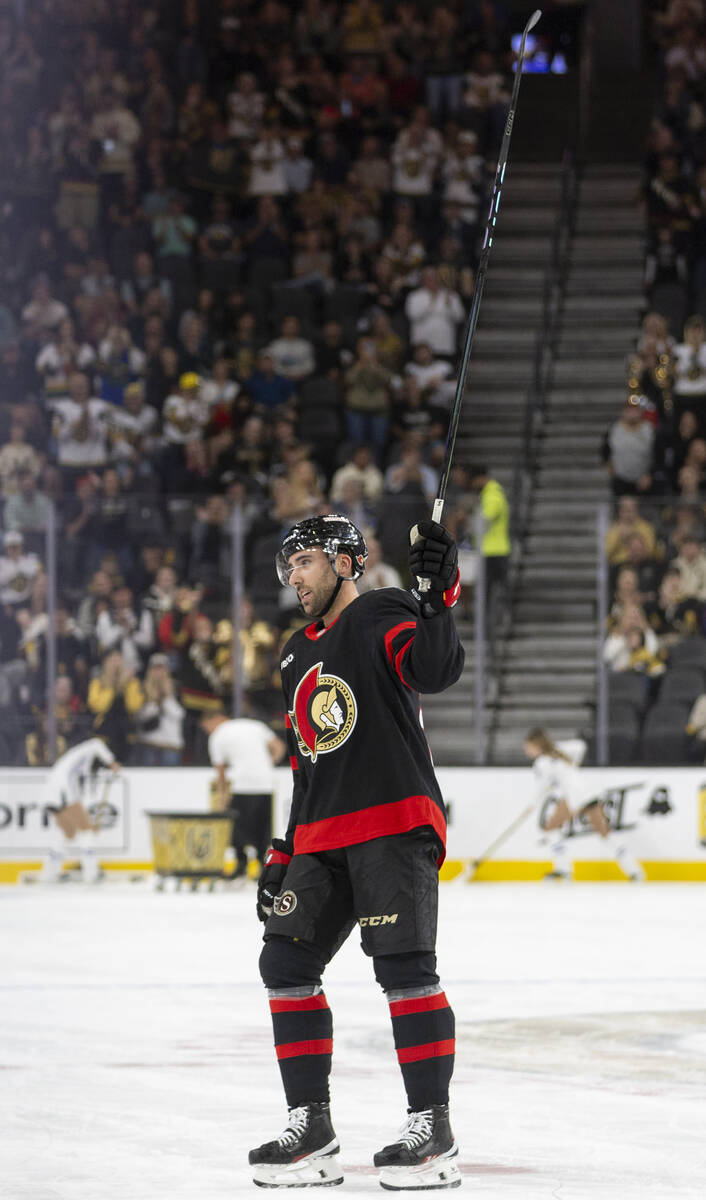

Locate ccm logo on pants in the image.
[359,914,398,927]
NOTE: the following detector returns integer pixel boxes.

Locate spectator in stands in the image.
[330,444,384,505]
[403,341,455,407]
[87,647,143,763]
[265,316,316,382]
[405,266,465,359]
[460,49,509,155]
[357,534,403,592]
[605,496,659,565]
[21,274,69,340]
[315,321,354,380]
[162,371,207,490]
[645,565,701,650]
[672,534,706,599]
[384,438,437,507]
[0,420,41,497]
[4,469,52,551]
[109,381,160,472]
[603,603,661,673]
[602,396,656,496]
[246,352,297,414]
[134,652,185,766]
[0,531,42,609]
[95,582,154,676]
[673,315,706,424]
[52,371,111,478]
[342,337,394,463]
[609,565,645,624]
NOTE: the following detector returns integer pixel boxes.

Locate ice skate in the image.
[374,1105,461,1190]
[249,1102,343,1188]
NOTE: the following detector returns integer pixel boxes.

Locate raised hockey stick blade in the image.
[419,7,542,575]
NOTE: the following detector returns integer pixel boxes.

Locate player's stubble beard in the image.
[297,568,341,620]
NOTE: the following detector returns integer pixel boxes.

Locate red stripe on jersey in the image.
[293,794,446,864]
[384,621,417,672]
[285,713,292,728]
[396,1039,455,1064]
[305,615,341,640]
[275,1039,333,1060]
[270,995,329,1014]
[289,755,299,771]
[389,992,449,1018]
[394,637,415,690]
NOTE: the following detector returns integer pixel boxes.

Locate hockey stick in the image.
[417,8,542,579]
[466,802,535,880]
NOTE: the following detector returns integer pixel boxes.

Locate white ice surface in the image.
[1,881,705,1200]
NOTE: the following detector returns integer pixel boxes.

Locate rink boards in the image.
[1,765,705,883]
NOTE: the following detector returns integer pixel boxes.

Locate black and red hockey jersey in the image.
[280,588,464,864]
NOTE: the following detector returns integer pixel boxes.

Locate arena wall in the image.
[1,767,705,884]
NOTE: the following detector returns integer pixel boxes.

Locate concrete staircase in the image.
[424,165,563,764]
[488,164,645,764]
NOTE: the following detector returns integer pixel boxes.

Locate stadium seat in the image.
[640,701,691,764]
[606,702,641,764]
[658,666,706,705]
[608,671,648,712]
[668,637,706,670]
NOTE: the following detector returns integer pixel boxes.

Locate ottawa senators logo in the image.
[289,662,357,763]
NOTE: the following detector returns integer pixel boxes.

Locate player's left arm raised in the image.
[378,521,465,694]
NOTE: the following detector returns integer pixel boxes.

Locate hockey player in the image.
[523,728,645,882]
[41,737,120,884]
[249,514,464,1190]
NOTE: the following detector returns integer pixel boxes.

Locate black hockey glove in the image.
[256,839,292,923]
[409,520,461,617]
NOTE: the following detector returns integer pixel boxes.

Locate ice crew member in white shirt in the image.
[202,706,285,876]
[41,737,121,883]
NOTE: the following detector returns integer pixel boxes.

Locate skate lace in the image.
[277,1107,310,1148]
[396,1110,433,1150]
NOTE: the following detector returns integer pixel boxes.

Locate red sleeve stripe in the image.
[270,995,329,1014]
[275,1039,333,1060]
[389,992,449,1018]
[384,621,417,670]
[394,637,415,690]
[285,713,292,728]
[396,1039,455,1064]
[289,755,299,771]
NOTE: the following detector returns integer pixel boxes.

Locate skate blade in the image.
[378,1147,461,1191]
[253,1152,343,1188]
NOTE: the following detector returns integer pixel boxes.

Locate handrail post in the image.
[596,503,610,765]
[474,506,486,764]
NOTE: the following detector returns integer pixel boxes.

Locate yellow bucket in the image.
[147,812,234,877]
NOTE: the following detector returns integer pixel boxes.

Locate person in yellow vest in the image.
[469,464,510,646]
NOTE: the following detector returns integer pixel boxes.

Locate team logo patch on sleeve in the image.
[289,661,357,762]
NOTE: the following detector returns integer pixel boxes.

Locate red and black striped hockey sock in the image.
[388,988,455,1109]
[268,989,333,1107]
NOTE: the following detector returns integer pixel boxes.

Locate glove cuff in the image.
[442,568,461,609]
[265,839,292,867]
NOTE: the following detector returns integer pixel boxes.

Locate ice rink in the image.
[1,879,705,1199]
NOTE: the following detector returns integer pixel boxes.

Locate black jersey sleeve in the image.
[375,589,465,694]
[280,644,306,854]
